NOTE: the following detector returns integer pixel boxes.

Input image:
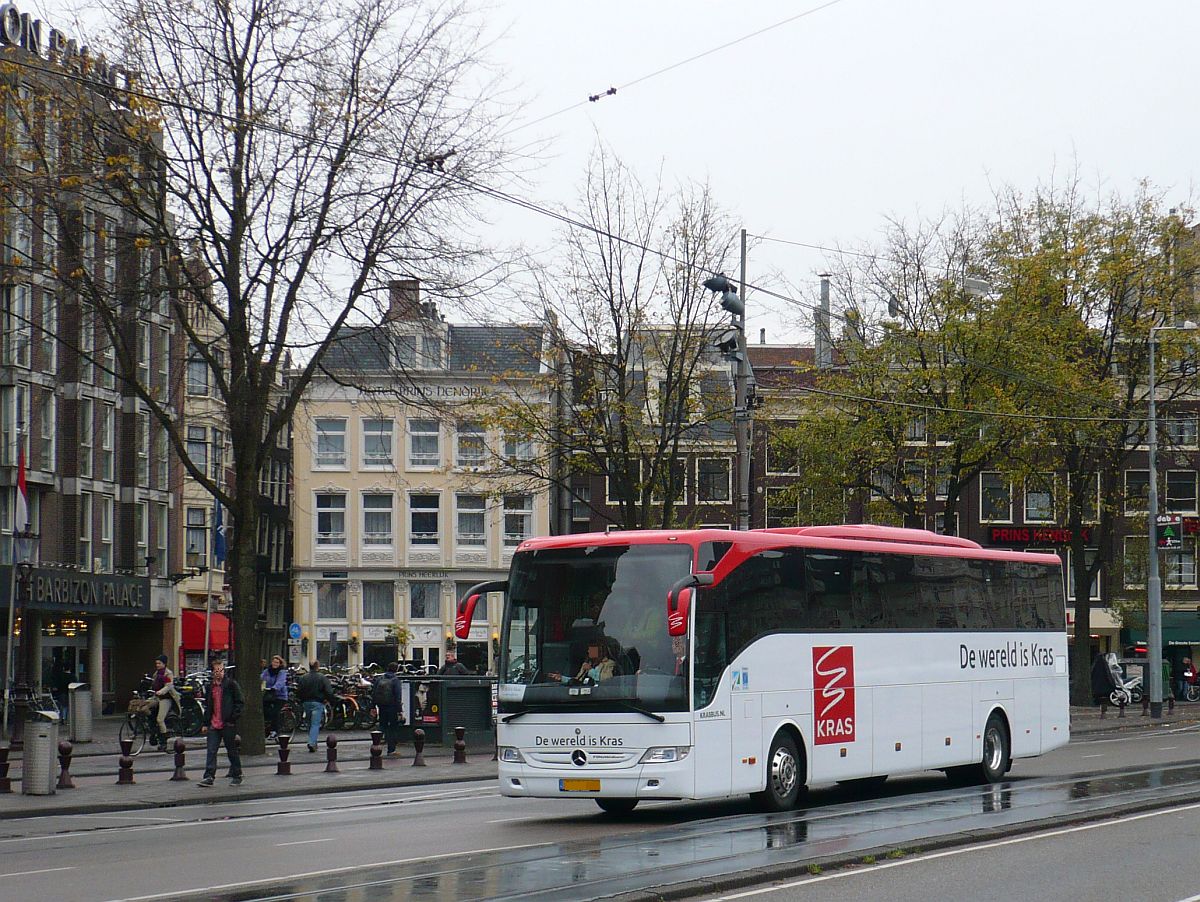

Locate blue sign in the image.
[288,622,302,641]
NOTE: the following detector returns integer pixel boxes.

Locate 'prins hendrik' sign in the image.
[0,2,136,92]
[988,526,1092,546]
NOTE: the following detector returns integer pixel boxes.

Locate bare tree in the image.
[2,0,515,751]
[485,146,740,530]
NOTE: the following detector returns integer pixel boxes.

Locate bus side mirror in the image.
[667,588,691,637]
[455,594,481,640]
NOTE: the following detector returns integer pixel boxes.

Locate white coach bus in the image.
[456,524,1068,814]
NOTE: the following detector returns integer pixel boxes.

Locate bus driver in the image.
[547,640,616,685]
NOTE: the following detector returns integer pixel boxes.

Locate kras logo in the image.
[812,646,855,745]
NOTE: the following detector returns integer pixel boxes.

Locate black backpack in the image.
[371,675,394,706]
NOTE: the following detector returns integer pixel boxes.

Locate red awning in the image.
[181,610,230,651]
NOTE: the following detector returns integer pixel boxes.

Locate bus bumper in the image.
[498,761,692,800]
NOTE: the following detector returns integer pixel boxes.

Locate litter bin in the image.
[22,710,59,796]
[69,682,92,742]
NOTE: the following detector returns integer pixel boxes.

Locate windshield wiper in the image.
[612,699,666,722]
[501,704,554,723]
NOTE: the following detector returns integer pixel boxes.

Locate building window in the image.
[409,580,440,620]
[155,424,168,489]
[503,434,535,463]
[186,425,208,476]
[155,501,168,573]
[394,334,416,367]
[903,416,927,444]
[362,581,394,621]
[980,472,1012,522]
[98,495,113,572]
[1164,415,1198,448]
[317,581,347,619]
[455,422,486,468]
[136,322,150,385]
[409,493,440,546]
[765,486,799,528]
[570,486,591,528]
[102,218,116,286]
[421,334,443,368]
[186,507,208,568]
[157,327,170,393]
[1066,548,1101,602]
[134,414,148,485]
[211,429,224,486]
[81,208,95,274]
[99,337,115,389]
[1123,537,1145,588]
[408,419,440,468]
[934,511,959,536]
[79,398,93,478]
[1024,474,1055,523]
[362,418,393,467]
[934,462,951,501]
[79,491,92,568]
[1166,470,1197,515]
[766,431,799,475]
[314,418,346,468]
[455,494,486,546]
[316,493,346,546]
[1166,539,1198,589]
[1124,470,1149,514]
[8,189,31,261]
[186,343,209,396]
[606,458,641,504]
[4,283,31,368]
[39,393,55,471]
[79,304,94,384]
[100,403,115,481]
[362,493,393,545]
[135,501,148,563]
[40,288,55,373]
[503,494,533,547]
[697,458,732,503]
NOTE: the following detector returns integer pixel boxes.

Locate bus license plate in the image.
[560,779,601,792]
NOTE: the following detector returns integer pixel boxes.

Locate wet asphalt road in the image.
[0,724,1198,902]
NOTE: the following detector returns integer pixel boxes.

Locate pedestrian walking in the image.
[1091,652,1120,719]
[373,662,405,757]
[261,655,288,739]
[297,660,336,753]
[199,658,244,787]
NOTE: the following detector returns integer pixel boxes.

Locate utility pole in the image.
[736,229,751,531]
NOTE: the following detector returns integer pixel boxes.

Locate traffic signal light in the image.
[703,273,743,317]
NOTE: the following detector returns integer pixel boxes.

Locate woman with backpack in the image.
[261,655,288,740]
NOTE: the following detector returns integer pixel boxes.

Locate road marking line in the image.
[1158,746,1178,751]
[1080,754,1104,758]
[0,866,75,878]
[709,799,1200,899]
[276,838,335,847]
[105,840,555,902]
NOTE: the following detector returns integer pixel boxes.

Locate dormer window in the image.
[393,331,444,369]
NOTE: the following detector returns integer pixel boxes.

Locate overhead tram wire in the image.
[6,49,1138,422]
[501,0,849,138]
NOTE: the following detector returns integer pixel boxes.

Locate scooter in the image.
[1109,674,1143,707]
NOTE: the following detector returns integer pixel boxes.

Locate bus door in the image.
[692,609,732,798]
[729,658,762,794]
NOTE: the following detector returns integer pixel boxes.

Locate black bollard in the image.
[56,740,75,789]
[170,738,188,781]
[117,738,136,785]
[369,730,383,770]
[325,733,340,773]
[453,726,467,764]
[276,734,292,776]
[0,745,11,793]
[412,728,427,767]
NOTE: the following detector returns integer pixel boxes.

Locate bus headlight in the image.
[639,746,691,764]
[498,747,525,763]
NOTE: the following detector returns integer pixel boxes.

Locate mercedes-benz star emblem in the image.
[571,749,588,767]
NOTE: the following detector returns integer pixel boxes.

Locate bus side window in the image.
[693,610,727,710]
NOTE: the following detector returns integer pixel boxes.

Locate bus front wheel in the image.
[752,732,803,812]
[595,798,638,815]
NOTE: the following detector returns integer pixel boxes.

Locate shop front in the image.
[1,565,158,715]
[179,609,232,674]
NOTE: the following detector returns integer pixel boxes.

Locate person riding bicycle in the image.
[147,654,180,751]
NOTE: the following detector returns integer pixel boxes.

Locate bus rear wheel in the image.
[950,713,1010,785]
[752,732,803,812]
[595,798,638,814]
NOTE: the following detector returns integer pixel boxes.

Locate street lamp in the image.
[3,525,39,745]
[1147,321,1199,719]
[704,268,752,530]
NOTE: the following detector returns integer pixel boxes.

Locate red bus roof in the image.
[515,525,1064,576]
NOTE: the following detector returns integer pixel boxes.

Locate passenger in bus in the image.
[546,640,616,684]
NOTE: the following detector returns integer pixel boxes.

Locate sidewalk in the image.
[1070,700,1200,735]
[0,715,498,819]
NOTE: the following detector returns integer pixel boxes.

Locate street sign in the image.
[1157,514,1182,550]
[288,622,302,641]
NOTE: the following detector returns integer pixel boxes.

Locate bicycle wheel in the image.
[356,703,378,730]
[119,716,147,756]
[180,705,204,737]
[328,700,345,731]
[1188,685,1200,703]
[278,705,297,735]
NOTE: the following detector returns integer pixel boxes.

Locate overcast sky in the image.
[483,0,1200,342]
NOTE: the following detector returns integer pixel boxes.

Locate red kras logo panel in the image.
[812,646,855,745]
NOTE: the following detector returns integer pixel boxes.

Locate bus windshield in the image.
[499,543,693,713]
